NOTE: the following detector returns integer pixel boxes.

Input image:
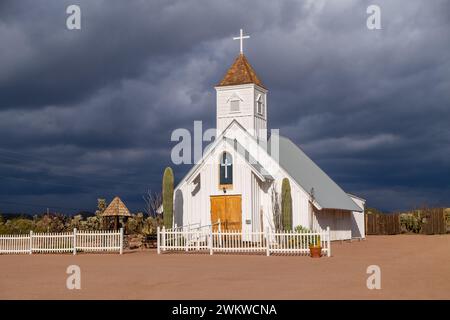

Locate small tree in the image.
[95,198,107,215]
[281,178,292,230]
[162,167,174,228]
[143,189,162,218]
[95,198,107,229]
[271,183,282,230]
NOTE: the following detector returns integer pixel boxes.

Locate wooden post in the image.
[327,226,331,257]
[119,228,124,255]
[73,228,77,255]
[157,226,161,254]
[265,227,270,256]
[29,230,33,255]
[365,212,368,237]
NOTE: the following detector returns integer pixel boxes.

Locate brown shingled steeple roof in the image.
[217,54,265,89]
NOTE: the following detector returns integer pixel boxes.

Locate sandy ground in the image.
[0,235,449,300]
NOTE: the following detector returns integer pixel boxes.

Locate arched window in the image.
[219,152,233,187]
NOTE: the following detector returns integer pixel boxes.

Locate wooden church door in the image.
[210,195,242,231]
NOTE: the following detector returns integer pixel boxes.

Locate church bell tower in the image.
[215,29,268,142]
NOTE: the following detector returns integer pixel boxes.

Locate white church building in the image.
[173,31,365,241]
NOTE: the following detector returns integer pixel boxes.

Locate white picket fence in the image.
[157,226,331,257]
[0,228,123,255]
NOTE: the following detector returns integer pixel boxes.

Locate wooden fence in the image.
[420,208,447,235]
[157,226,331,257]
[366,213,401,235]
[0,229,123,255]
[366,208,448,235]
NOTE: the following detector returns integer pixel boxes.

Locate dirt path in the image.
[0,235,449,299]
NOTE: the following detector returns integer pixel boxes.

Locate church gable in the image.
[177,121,274,190]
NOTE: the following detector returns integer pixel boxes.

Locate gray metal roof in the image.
[224,137,273,181]
[269,134,362,212]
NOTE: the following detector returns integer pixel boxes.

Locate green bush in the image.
[289,225,314,247]
[0,211,163,236]
[4,218,34,234]
[294,225,311,233]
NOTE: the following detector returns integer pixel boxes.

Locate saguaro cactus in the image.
[162,167,174,228]
[281,178,292,230]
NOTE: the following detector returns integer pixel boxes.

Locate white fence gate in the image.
[157,226,331,257]
[0,228,123,255]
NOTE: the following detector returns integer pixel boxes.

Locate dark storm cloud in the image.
[0,0,449,213]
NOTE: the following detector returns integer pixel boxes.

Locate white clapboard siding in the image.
[0,229,123,255]
[158,226,331,257]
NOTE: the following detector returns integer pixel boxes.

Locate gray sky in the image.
[0,0,449,213]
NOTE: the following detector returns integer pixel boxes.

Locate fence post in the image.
[174,224,178,248]
[119,228,124,255]
[185,228,189,252]
[29,230,33,255]
[73,228,77,255]
[265,227,270,256]
[157,226,161,254]
[218,218,222,247]
[326,226,331,257]
[209,226,213,255]
[162,226,166,252]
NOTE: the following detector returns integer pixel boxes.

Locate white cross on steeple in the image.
[233,28,250,54]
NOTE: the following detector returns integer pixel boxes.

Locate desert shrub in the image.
[33,214,68,233]
[3,218,34,234]
[0,215,5,234]
[125,213,148,235]
[294,225,311,233]
[141,216,162,236]
[400,213,422,233]
[126,216,139,234]
[67,214,84,230]
[289,225,313,247]
[0,211,162,236]
[85,215,102,230]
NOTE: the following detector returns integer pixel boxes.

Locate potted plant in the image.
[309,234,322,258]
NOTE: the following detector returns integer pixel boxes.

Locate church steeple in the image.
[215,29,268,142]
[217,53,266,89]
